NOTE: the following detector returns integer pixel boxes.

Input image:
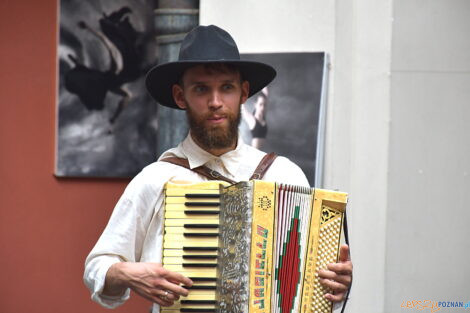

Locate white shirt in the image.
[83,134,309,312]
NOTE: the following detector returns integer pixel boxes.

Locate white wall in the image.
[332,1,393,312]
[200,0,335,53]
[386,0,470,310]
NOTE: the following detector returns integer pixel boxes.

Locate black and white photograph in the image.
[240,52,328,185]
[56,0,158,177]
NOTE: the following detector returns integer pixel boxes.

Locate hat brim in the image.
[145,60,276,109]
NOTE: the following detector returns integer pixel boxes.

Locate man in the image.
[84,25,352,312]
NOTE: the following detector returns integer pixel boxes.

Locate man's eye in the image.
[194,86,207,92]
[222,84,234,90]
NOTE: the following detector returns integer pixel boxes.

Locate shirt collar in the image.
[180,132,247,177]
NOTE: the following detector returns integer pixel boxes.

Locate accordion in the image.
[162,180,348,313]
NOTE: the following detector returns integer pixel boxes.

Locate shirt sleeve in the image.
[83,167,163,308]
[83,255,130,308]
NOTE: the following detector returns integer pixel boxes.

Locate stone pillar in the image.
[154,0,199,156]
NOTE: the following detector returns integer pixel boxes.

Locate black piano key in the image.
[183,247,218,251]
[184,224,219,229]
[184,210,219,215]
[180,309,216,313]
[183,255,217,260]
[181,300,216,305]
[185,202,220,207]
[183,263,218,268]
[187,277,217,282]
[185,193,220,199]
[186,285,217,290]
[183,233,219,237]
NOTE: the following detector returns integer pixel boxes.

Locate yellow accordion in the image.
[162,180,348,313]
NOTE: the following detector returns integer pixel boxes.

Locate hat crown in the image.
[178,25,240,61]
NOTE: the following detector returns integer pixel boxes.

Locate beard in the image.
[186,102,241,151]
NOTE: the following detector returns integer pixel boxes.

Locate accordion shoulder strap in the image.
[160,152,277,184]
[249,152,277,180]
[160,157,237,184]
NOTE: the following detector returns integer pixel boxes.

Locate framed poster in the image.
[56,0,158,177]
[240,52,329,186]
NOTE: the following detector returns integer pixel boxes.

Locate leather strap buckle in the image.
[209,170,221,179]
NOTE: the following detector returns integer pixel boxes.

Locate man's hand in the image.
[318,244,353,302]
[104,262,193,307]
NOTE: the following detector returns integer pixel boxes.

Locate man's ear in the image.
[241,80,250,104]
[172,84,187,109]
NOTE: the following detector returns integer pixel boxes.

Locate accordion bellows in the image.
[162,180,348,313]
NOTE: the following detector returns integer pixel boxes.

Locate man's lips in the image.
[207,115,227,124]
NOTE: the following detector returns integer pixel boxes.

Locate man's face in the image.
[172,65,249,151]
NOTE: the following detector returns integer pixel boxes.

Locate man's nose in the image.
[208,90,223,109]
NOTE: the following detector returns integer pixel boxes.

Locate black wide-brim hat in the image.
[145,25,276,109]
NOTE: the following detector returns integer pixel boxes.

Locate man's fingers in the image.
[153,294,174,307]
[142,286,177,306]
[146,288,177,307]
[155,288,180,301]
[164,270,193,287]
[318,269,352,285]
[156,268,193,297]
[161,280,190,297]
[338,244,350,263]
[166,291,180,302]
[326,260,353,275]
[319,278,348,293]
[325,292,346,303]
[134,289,174,307]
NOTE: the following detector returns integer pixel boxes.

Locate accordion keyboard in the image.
[162,181,226,313]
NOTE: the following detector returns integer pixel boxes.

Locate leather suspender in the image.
[158,157,237,184]
[249,152,277,180]
[160,152,277,184]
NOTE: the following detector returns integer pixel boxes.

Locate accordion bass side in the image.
[162,180,348,313]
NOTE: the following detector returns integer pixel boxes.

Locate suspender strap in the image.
[249,152,277,180]
[340,210,352,313]
[160,152,277,184]
[160,157,237,184]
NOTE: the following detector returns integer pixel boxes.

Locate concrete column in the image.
[154,0,199,156]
